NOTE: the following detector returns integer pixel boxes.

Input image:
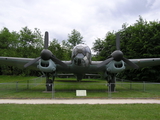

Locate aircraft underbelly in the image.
[57,64,101,73]
[69,64,100,74]
[70,66,89,73]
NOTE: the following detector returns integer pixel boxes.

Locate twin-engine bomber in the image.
[1,32,160,91]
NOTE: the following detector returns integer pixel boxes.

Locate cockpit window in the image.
[72,44,91,57]
[85,46,91,53]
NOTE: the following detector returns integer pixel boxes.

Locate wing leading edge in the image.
[0,56,71,70]
[129,58,160,69]
[92,58,160,71]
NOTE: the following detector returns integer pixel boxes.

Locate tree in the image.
[17,26,43,58]
[119,17,160,81]
[0,27,19,56]
[61,40,72,60]
[67,29,84,49]
[0,26,43,76]
[0,27,12,49]
[49,39,71,60]
[49,39,63,59]
[92,31,116,61]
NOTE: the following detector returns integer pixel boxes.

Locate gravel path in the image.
[0,99,160,104]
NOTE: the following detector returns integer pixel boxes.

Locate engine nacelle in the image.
[106,60,125,73]
[37,59,56,72]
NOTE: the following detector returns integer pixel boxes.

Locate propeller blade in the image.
[116,33,120,50]
[97,57,113,68]
[44,31,49,49]
[24,57,41,68]
[122,57,139,69]
[50,55,67,68]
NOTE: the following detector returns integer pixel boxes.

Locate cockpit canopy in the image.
[72,44,91,58]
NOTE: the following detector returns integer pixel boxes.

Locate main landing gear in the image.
[106,73,116,92]
[45,73,55,91]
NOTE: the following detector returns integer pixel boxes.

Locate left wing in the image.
[92,58,160,68]
[129,58,160,69]
[92,58,160,74]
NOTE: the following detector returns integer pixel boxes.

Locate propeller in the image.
[44,31,49,49]
[24,31,67,68]
[97,33,139,69]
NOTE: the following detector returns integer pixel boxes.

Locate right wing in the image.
[0,56,38,70]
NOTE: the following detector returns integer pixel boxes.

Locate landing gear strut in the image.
[45,73,55,91]
[106,73,116,92]
[76,74,83,82]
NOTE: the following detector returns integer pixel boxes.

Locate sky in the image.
[0,0,160,50]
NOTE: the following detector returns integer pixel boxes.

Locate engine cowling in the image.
[106,60,125,73]
[37,59,56,72]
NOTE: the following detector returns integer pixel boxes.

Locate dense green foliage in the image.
[92,16,160,82]
[0,27,44,76]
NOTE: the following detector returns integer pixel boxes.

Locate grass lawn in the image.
[0,75,160,99]
[0,75,36,83]
[0,104,160,120]
[0,76,160,120]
